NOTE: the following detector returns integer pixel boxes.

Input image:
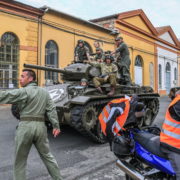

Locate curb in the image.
[0,104,11,109]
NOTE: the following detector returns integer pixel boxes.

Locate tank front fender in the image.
[70,96,90,105]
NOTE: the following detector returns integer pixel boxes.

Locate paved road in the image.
[0,96,170,180]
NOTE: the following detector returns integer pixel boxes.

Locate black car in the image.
[168,87,180,100]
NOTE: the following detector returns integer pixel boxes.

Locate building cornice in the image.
[119,28,180,54]
[91,9,180,49]
[117,9,158,36]
[0,0,44,19]
[156,26,180,47]
[41,6,114,34]
[116,20,180,50]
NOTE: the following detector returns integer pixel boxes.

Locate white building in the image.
[156,26,180,95]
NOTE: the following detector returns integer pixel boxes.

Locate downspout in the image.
[39,7,48,86]
[74,29,76,60]
[39,17,42,86]
[37,16,40,85]
[129,46,134,83]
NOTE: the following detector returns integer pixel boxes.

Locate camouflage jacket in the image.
[74,46,90,62]
[90,61,118,76]
[94,52,105,61]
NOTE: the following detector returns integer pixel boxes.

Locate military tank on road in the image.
[23,63,160,143]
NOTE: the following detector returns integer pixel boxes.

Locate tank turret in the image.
[24,63,101,81]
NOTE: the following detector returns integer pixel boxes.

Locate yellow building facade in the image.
[0,1,180,94]
[0,0,43,88]
[0,1,115,88]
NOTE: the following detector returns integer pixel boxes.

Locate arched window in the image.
[134,55,143,86]
[45,40,58,85]
[174,67,177,85]
[166,62,171,72]
[0,32,19,88]
[174,67,177,80]
[165,62,171,93]
[158,64,162,88]
[149,63,154,88]
[135,55,143,67]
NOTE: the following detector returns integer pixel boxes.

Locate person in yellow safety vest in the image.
[99,95,145,144]
[160,90,180,179]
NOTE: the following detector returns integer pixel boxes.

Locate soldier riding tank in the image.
[13,62,160,143]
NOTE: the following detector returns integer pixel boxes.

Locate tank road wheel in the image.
[143,108,153,126]
[71,103,107,144]
[81,105,97,131]
[149,98,159,114]
[137,117,144,128]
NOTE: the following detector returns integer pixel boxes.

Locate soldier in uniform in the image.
[111,36,131,85]
[87,55,118,96]
[94,40,103,53]
[94,48,105,63]
[0,69,62,180]
[74,39,90,63]
[80,78,88,87]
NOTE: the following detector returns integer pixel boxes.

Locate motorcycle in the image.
[112,126,176,180]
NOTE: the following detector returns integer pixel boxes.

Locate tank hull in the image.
[45,83,160,143]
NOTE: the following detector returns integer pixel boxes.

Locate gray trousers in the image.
[14,121,62,180]
[161,147,180,179]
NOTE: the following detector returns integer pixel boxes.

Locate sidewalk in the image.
[0,104,11,109]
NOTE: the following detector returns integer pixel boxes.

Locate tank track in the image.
[70,100,108,143]
[140,96,160,125]
[70,95,160,143]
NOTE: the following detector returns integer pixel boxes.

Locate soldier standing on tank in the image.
[111,37,131,85]
[74,39,90,63]
[0,69,62,180]
[94,48,105,63]
[86,55,118,96]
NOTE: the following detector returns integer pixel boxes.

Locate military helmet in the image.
[115,36,123,41]
[78,39,85,44]
[81,78,88,83]
[104,55,114,62]
[96,48,101,51]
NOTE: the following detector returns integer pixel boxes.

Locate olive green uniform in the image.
[94,52,105,61]
[115,42,131,84]
[0,82,62,180]
[74,46,90,63]
[90,62,118,87]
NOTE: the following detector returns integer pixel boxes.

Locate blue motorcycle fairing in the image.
[135,137,176,176]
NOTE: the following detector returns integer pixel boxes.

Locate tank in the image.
[21,63,160,143]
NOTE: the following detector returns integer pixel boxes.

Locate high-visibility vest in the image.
[99,98,130,136]
[160,95,180,152]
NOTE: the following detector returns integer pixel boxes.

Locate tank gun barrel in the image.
[24,64,66,73]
